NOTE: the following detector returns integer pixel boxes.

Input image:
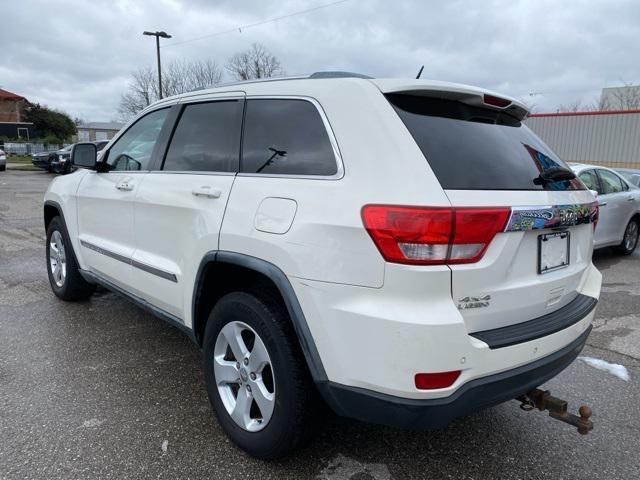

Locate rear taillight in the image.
[589,201,599,231]
[361,205,510,265]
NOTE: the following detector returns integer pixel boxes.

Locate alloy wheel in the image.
[213,321,276,432]
[49,230,67,287]
[624,221,639,252]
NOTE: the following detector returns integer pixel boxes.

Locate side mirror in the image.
[71,143,97,169]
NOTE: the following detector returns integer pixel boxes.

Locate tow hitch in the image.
[516,388,594,435]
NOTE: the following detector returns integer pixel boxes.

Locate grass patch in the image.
[8,155,33,164]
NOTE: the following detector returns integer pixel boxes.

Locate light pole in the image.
[143,31,172,99]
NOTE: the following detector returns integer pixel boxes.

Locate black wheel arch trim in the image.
[192,251,328,383]
[44,200,65,230]
[44,200,84,274]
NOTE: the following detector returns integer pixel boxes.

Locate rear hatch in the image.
[382,86,597,334]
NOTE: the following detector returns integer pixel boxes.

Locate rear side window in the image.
[163,100,242,172]
[597,169,625,194]
[241,99,337,176]
[579,170,600,192]
[387,94,584,191]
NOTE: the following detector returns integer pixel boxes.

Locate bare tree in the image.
[556,82,640,113]
[118,60,223,120]
[557,100,588,113]
[225,43,282,81]
[605,82,640,110]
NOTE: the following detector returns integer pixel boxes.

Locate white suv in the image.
[44,73,602,458]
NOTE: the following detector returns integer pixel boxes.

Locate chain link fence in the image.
[0,142,66,155]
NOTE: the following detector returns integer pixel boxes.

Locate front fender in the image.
[44,169,89,268]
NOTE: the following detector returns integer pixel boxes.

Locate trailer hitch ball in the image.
[577,405,593,435]
[517,389,594,435]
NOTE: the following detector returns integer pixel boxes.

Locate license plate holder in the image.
[538,231,570,274]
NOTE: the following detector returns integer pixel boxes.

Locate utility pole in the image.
[143,31,172,99]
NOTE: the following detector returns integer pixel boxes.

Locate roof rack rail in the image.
[202,75,308,90]
[178,71,373,95]
[309,71,373,79]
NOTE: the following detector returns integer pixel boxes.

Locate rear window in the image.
[387,94,584,191]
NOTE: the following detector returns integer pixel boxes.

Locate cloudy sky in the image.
[2,0,639,121]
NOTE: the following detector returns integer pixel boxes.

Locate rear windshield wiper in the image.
[534,166,576,185]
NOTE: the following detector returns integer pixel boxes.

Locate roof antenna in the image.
[416,65,424,79]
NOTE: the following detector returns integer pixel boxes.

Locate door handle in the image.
[116,181,134,191]
[192,185,222,199]
[627,196,635,202]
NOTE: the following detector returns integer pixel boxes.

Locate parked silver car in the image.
[571,163,640,254]
[615,167,640,188]
[0,149,6,171]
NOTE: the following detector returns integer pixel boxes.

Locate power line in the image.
[164,0,351,48]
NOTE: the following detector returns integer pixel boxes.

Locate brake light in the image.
[361,205,510,265]
[483,94,512,108]
[415,371,461,389]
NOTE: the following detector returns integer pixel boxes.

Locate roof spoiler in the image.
[372,80,530,121]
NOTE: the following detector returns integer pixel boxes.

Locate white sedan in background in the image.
[0,148,6,171]
[571,163,640,254]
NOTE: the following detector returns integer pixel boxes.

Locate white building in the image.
[74,121,123,142]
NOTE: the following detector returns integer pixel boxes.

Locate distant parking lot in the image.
[1,170,639,480]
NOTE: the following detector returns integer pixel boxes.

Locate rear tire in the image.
[614,218,639,255]
[46,216,96,301]
[0,165,5,172]
[203,291,321,459]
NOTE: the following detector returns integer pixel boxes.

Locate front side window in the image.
[579,170,600,192]
[163,100,242,172]
[106,108,169,171]
[241,99,337,176]
[597,169,625,194]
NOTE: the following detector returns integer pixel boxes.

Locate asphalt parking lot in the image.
[1,170,639,480]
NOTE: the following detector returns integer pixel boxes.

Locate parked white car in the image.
[43,73,602,458]
[0,148,6,171]
[571,164,640,254]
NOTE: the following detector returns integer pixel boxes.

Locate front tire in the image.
[614,218,639,255]
[46,216,95,301]
[203,292,321,459]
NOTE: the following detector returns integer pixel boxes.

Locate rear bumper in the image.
[318,326,591,429]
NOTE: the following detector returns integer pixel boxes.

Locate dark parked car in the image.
[49,145,73,173]
[51,140,109,174]
[32,150,56,171]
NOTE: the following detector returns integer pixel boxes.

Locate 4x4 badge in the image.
[458,295,491,309]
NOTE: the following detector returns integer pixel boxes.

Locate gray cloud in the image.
[1,0,638,120]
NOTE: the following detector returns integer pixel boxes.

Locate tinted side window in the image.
[241,99,337,176]
[598,169,624,194]
[579,170,600,192]
[163,100,242,172]
[107,108,169,171]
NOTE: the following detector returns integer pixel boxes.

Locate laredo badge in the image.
[458,295,491,309]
